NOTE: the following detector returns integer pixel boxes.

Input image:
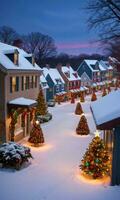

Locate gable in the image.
[81,72,91,81]
[46,74,54,87]
[77,61,92,79]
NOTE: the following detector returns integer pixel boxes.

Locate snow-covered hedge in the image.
[37,113,52,123]
[0,142,32,170]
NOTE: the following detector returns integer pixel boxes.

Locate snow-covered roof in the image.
[80,86,85,91]
[40,74,47,83]
[0,42,41,72]
[98,63,106,71]
[84,59,99,72]
[109,56,120,64]
[62,66,81,81]
[8,97,37,107]
[91,90,120,129]
[100,60,113,70]
[43,67,65,84]
[92,83,97,87]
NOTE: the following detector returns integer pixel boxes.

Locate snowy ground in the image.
[0,92,120,200]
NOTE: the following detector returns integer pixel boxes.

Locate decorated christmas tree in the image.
[91,92,97,101]
[80,132,111,179]
[75,102,83,115]
[80,93,85,102]
[107,86,111,93]
[76,115,90,135]
[28,121,44,146]
[71,94,75,104]
[36,88,48,116]
[102,88,107,97]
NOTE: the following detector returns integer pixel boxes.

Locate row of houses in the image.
[0,42,114,143]
[40,60,114,101]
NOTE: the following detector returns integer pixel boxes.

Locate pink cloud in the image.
[57,42,100,49]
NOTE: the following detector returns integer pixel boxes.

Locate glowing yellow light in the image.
[94,130,100,137]
[81,113,85,117]
[36,120,39,125]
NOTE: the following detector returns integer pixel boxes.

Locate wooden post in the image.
[111,126,120,185]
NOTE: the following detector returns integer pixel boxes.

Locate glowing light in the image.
[36,120,39,125]
[94,130,100,137]
[81,113,85,117]
[76,171,110,185]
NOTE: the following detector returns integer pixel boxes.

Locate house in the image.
[77,59,100,86]
[99,60,113,81]
[91,90,120,185]
[56,64,81,92]
[77,59,113,86]
[43,67,65,101]
[0,42,41,143]
[40,73,49,101]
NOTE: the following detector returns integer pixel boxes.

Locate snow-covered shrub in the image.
[37,113,52,123]
[0,142,32,170]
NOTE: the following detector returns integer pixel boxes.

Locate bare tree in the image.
[22,32,42,54]
[0,26,19,44]
[86,0,120,41]
[37,34,57,59]
[86,0,120,58]
[22,32,57,60]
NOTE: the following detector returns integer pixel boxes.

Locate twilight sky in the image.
[0,0,101,55]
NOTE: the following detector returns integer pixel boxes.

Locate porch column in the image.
[103,130,113,152]
[111,126,120,185]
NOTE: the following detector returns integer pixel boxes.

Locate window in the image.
[56,85,59,92]
[21,76,24,90]
[30,76,33,88]
[33,76,36,87]
[61,84,64,91]
[10,76,19,93]
[35,76,37,88]
[26,76,29,89]
[15,115,23,136]
[42,82,47,87]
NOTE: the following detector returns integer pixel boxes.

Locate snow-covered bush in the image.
[0,142,32,170]
[37,113,52,123]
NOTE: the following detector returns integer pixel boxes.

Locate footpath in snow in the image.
[0,93,120,200]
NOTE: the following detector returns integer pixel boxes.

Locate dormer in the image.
[25,54,35,66]
[55,78,61,84]
[5,49,19,66]
[73,72,78,78]
[14,49,19,65]
[64,71,70,78]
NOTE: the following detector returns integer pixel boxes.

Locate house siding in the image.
[77,61,93,80]
[46,74,55,101]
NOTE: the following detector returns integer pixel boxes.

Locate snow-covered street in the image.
[1,95,120,200]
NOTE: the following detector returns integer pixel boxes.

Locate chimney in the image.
[32,55,35,66]
[46,64,50,70]
[66,63,70,68]
[56,63,62,71]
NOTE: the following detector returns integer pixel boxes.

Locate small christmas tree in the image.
[28,121,44,146]
[71,94,75,104]
[76,115,90,135]
[75,102,83,115]
[36,88,48,116]
[80,134,110,179]
[107,86,111,93]
[102,88,107,97]
[80,93,85,102]
[91,92,97,101]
